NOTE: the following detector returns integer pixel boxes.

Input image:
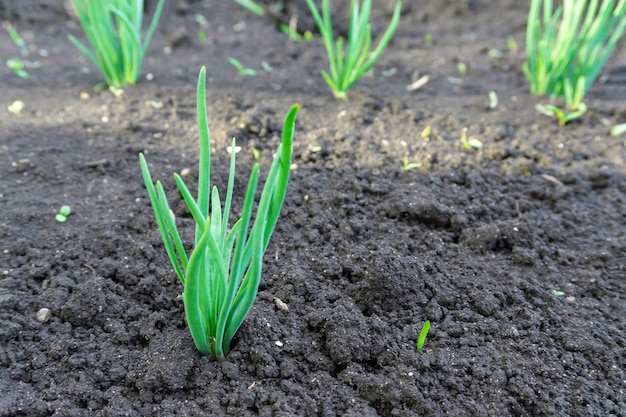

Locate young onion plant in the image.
[305,0,402,99]
[139,67,299,359]
[523,0,626,123]
[69,0,165,90]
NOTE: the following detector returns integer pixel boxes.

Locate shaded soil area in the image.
[1,1,626,416]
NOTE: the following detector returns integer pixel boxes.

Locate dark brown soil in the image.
[1,1,626,416]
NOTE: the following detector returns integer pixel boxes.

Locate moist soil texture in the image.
[1,1,626,416]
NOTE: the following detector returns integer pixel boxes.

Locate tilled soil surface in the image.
[1,1,625,416]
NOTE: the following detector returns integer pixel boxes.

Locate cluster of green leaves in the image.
[69,0,165,89]
[140,67,298,359]
[523,0,626,122]
[305,0,402,99]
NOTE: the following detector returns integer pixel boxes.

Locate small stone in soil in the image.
[36,308,51,323]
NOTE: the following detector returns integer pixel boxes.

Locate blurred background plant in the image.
[305,0,402,99]
[232,0,313,40]
[523,0,626,113]
[67,0,165,90]
[3,20,41,78]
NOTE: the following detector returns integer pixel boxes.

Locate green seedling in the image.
[7,57,29,78]
[304,0,402,99]
[403,155,421,171]
[421,125,431,139]
[140,67,299,359]
[3,21,29,56]
[536,102,587,126]
[228,57,257,76]
[523,0,626,110]
[552,290,565,296]
[461,129,483,149]
[2,20,29,56]
[278,20,314,42]
[610,123,626,136]
[55,205,72,223]
[381,67,398,78]
[261,61,273,72]
[6,57,41,79]
[424,33,432,45]
[4,22,41,78]
[416,320,430,352]
[507,35,518,53]
[457,62,467,76]
[68,0,165,89]
[488,90,498,109]
[195,14,207,41]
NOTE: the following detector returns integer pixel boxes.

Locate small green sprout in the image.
[523,0,626,110]
[3,21,29,56]
[278,22,310,41]
[304,0,402,99]
[610,123,626,136]
[139,67,299,359]
[420,125,431,139]
[55,205,72,223]
[195,14,208,41]
[416,320,430,352]
[410,69,420,82]
[488,90,498,109]
[536,102,587,126]
[261,61,273,72]
[4,22,41,79]
[507,35,518,53]
[195,13,207,25]
[461,129,483,149]
[424,33,432,45]
[68,0,166,89]
[7,58,29,78]
[552,290,565,296]
[6,57,42,79]
[228,57,257,76]
[457,62,467,76]
[381,67,398,78]
[403,155,421,171]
